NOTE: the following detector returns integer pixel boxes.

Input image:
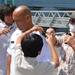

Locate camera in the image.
[66,32,71,36]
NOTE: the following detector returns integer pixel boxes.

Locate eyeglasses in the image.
[69,18,75,24]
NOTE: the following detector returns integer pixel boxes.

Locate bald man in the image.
[7,6,54,75]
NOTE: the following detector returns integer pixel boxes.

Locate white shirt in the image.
[14,44,55,75]
[7,29,22,75]
[7,29,52,75]
[0,21,17,75]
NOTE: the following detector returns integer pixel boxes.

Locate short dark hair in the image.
[0,3,16,21]
[21,34,43,58]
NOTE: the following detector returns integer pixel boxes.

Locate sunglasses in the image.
[69,18,75,24]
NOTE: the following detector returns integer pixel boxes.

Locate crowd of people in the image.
[46,12,75,75]
[0,3,75,75]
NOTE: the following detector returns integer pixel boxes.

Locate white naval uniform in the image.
[0,21,17,75]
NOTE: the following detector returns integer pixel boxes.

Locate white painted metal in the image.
[31,11,75,28]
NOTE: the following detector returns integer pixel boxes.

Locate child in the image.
[14,26,59,75]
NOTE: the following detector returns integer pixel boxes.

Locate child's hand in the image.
[31,26,44,34]
[46,28,56,45]
[46,34,53,45]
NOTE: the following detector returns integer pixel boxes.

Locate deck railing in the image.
[31,11,75,34]
[31,11,75,28]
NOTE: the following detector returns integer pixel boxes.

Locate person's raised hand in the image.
[0,28,10,35]
[64,35,75,47]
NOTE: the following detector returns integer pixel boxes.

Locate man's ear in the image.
[26,15,30,20]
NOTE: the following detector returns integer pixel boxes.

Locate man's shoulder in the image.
[11,29,22,38]
[13,29,22,35]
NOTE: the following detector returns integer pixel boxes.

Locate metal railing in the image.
[31,11,75,28]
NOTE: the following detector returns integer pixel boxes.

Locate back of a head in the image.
[21,34,43,58]
[0,3,16,21]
